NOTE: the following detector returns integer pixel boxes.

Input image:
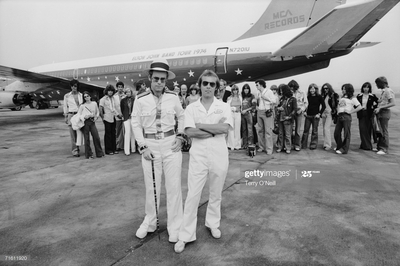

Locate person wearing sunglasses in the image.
[175,70,233,253]
[77,91,104,159]
[63,79,84,157]
[131,59,185,244]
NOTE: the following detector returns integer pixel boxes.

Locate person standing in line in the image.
[356,82,379,151]
[374,76,396,155]
[77,91,104,159]
[321,83,339,150]
[301,83,326,150]
[288,80,308,151]
[256,79,276,154]
[276,84,297,153]
[131,59,185,243]
[121,87,137,156]
[114,81,125,153]
[334,84,363,155]
[175,69,233,253]
[227,85,242,150]
[63,79,83,157]
[240,83,256,150]
[99,85,120,155]
[135,79,147,96]
[180,84,188,109]
[219,79,231,103]
[186,84,200,106]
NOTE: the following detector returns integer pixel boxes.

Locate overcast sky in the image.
[0,0,399,92]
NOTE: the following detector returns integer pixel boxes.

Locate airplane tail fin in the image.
[235,0,347,41]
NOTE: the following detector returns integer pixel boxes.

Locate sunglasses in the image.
[202,81,216,88]
[152,77,166,83]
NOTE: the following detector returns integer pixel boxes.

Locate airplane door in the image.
[215,47,228,74]
[73,69,79,80]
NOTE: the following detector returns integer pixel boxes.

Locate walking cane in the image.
[151,159,160,241]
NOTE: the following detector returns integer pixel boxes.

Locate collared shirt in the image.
[63,92,83,114]
[99,96,118,123]
[258,88,276,110]
[293,90,308,112]
[131,90,184,147]
[184,97,233,156]
[378,87,395,108]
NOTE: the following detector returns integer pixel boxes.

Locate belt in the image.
[144,129,175,139]
[68,112,77,114]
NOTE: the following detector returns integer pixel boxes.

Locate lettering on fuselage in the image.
[229,47,250,53]
[265,10,305,30]
[131,49,207,62]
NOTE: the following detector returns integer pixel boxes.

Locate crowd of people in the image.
[63,59,395,254]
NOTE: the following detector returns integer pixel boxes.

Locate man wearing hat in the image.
[131,59,185,242]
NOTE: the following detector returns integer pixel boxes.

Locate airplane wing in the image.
[0,65,104,92]
[272,0,399,58]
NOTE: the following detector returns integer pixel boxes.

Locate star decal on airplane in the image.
[115,76,120,81]
[173,81,179,87]
[235,68,243,75]
[188,70,195,77]
[87,77,91,82]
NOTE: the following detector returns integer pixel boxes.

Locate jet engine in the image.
[0,91,31,110]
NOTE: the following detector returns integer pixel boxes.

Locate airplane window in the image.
[178,60,183,66]
[129,64,133,70]
[139,64,142,69]
[190,59,195,65]
[173,61,177,66]
[184,60,189,65]
[117,65,120,71]
[113,66,116,72]
[134,64,137,70]
[203,58,207,64]
[105,67,108,73]
[196,59,201,65]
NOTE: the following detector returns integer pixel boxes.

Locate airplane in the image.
[1,0,399,110]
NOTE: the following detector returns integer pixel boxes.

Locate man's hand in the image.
[142,148,155,160]
[171,138,182,152]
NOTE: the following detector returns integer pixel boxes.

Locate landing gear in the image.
[10,106,23,111]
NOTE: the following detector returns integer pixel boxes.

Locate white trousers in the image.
[138,135,183,237]
[178,148,229,242]
[75,129,84,146]
[227,112,242,149]
[123,119,136,155]
[322,112,332,149]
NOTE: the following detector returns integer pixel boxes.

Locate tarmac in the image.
[0,105,400,266]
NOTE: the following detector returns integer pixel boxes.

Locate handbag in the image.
[265,109,273,117]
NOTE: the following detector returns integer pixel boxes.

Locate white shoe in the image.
[336,150,342,154]
[169,234,178,243]
[295,147,300,151]
[210,228,221,239]
[135,227,154,239]
[174,240,186,253]
[377,150,386,155]
[372,148,378,152]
